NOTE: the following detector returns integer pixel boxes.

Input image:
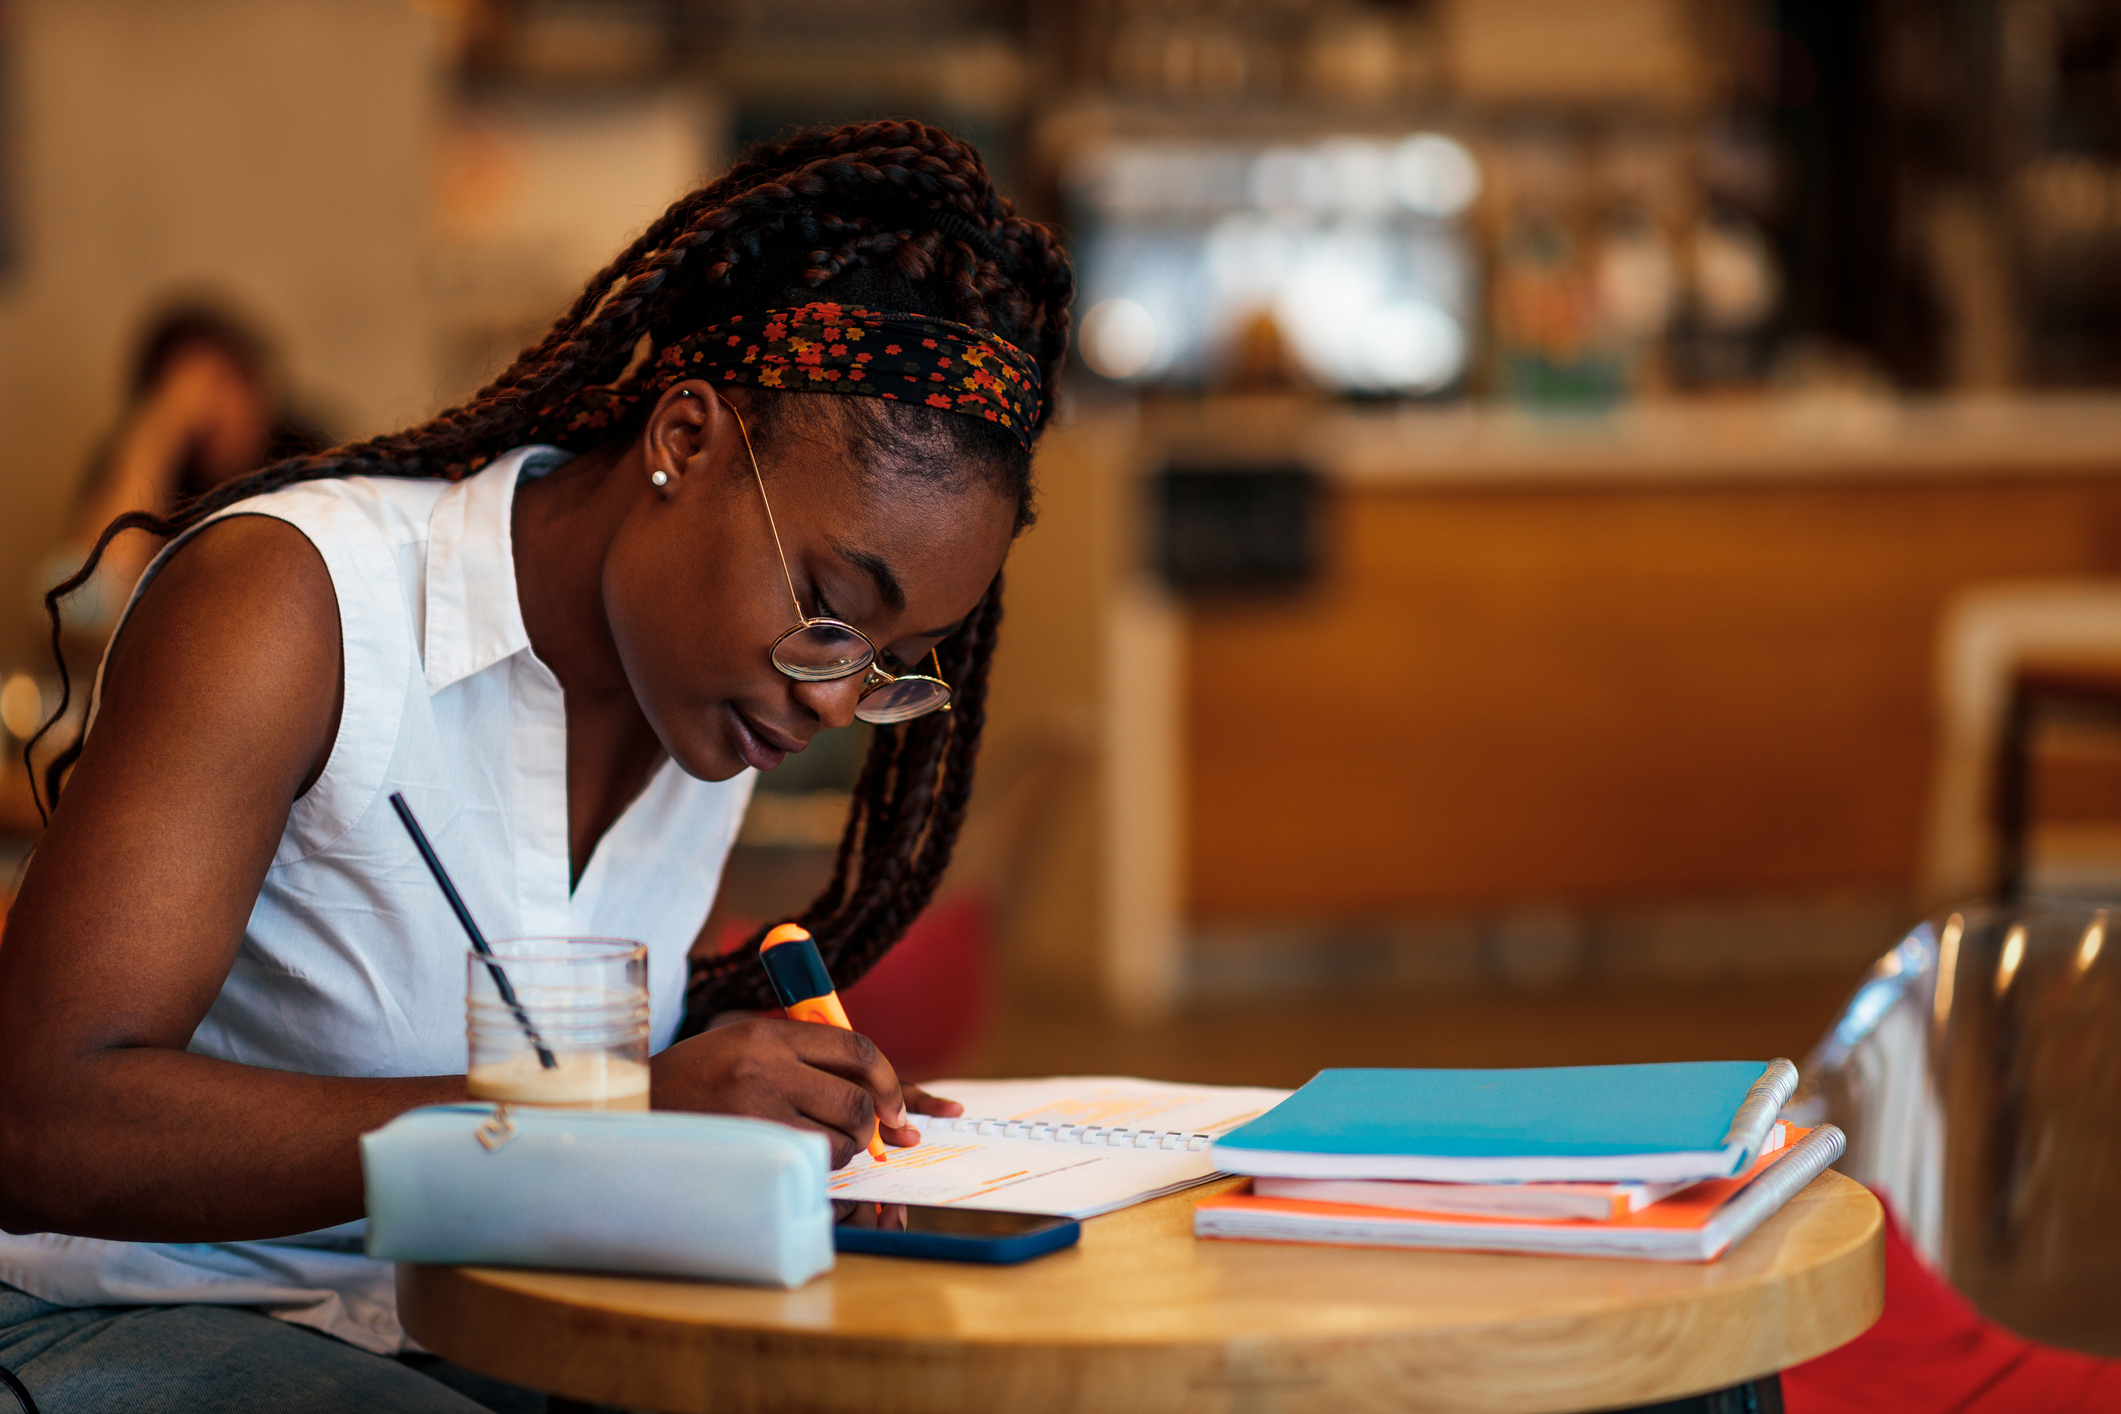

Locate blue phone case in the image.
[833,1216,1081,1264]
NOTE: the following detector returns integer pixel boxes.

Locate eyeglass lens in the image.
[772,622,875,681]
[855,676,952,725]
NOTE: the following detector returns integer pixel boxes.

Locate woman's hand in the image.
[895,1082,965,1147]
[651,1018,919,1168]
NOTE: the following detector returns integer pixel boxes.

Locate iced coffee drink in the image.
[466,1050,651,1111]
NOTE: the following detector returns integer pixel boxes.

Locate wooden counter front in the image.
[1189,471,2121,917]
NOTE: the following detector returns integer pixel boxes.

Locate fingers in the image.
[781,1022,908,1130]
[773,1029,915,1165]
[878,1084,958,1147]
[780,1025,931,1154]
[903,1083,963,1118]
[781,1066,881,1169]
[771,1115,861,1169]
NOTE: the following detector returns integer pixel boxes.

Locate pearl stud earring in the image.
[650,470,670,487]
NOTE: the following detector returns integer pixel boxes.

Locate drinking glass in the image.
[466,937,650,1112]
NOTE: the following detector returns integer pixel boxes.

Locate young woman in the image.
[0,120,1072,1413]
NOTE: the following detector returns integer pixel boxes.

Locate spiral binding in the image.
[1720,1057,1801,1154]
[913,1114,1217,1152]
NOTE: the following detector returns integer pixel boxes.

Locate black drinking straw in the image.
[388,791,558,1070]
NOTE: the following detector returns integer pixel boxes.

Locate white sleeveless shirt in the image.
[0,446,755,1352]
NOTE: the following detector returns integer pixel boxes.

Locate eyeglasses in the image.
[719,394,954,725]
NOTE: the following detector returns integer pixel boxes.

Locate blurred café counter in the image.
[987,393,2121,1020]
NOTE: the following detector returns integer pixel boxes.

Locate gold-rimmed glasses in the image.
[719,394,954,726]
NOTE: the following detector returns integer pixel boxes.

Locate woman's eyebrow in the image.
[829,540,905,613]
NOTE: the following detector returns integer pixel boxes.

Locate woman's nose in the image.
[792,676,865,731]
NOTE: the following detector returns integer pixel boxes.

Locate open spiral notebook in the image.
[827,1076,1292,1218]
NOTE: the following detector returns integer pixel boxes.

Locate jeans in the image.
[0,1282,545,1414]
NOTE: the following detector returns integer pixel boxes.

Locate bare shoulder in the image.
[85,512,344,805]
[122,512,339,638]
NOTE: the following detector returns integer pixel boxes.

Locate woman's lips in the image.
[727,705,793,771]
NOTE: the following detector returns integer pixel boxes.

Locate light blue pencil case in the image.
[361,1104,835,1288]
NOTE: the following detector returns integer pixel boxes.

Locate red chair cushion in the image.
[1783,1197,2121,1413]
[715,893,994,1084]
[840,892,992,1083]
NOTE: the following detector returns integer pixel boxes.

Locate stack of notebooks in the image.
[1195,1059,1846,1262]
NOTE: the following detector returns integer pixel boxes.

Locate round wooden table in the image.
[399,1171,1883,1414]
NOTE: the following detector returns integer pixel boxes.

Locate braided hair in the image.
[29,119,1075,1026]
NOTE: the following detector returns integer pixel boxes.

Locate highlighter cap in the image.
[758,928,835,1007]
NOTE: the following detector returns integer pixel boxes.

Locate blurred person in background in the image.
[0,120,1070,1413]
[46,303,328,639]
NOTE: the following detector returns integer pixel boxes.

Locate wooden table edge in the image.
[400,1172,1885,1414]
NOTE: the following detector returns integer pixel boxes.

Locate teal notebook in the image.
[1211,1060,1798,1184]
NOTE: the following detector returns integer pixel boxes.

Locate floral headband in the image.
[523,301,1043,454]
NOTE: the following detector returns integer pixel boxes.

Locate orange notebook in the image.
[1194,1125,1844,1263]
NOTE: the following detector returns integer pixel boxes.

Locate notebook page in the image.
[919,1076,1290,1138]
[1252,1122,1793,1221]
[827,1077,1292,1218]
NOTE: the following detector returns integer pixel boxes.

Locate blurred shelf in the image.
[1121,393,2121,488]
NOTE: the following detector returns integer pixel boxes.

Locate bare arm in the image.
[0,516,461,1240]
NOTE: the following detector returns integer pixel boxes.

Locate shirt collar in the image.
[422,445,573,693]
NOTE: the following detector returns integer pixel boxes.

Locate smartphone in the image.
[832,1201,1081,1264]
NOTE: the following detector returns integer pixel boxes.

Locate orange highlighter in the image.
[758,923,890,1162]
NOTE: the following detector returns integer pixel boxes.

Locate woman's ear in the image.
[640,380,727,493]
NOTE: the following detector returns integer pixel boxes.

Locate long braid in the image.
[32,119,1072,1028]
